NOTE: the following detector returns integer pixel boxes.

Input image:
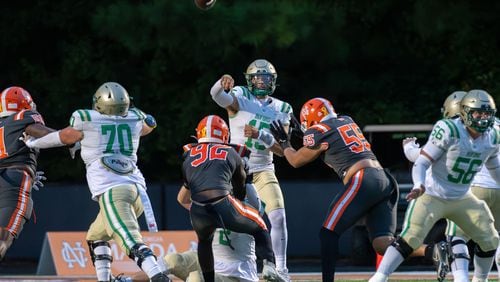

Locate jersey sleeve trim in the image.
[280,102,292,114]
[442,119,460,138]
[240,87,252,99]
[77,110,92,122]
[129,108,146,120]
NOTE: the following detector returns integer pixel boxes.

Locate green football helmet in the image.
[244,59,277,97]
[460,89,497,132]
[93,82,130,116]
[441,91,467,118]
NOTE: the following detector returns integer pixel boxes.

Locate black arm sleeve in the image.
[231,158,247,201]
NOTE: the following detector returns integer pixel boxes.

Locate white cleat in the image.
[262,259,287,282]
[368,272,389,282]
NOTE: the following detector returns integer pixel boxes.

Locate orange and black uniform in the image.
[0,110,44,239]
[303,116,399,281]
[182,143,274,282]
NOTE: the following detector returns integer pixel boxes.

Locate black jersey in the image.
[0,110,44,173]
[182,143,244,196]
[303,115,377,178]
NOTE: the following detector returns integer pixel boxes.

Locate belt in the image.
[342,159,382,185]
[191,195,228,207]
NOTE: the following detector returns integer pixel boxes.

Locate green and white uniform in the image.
[401,118,500,251]
[229,86,292,173]
[70,108,147,200]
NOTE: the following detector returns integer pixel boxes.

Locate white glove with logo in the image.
[402,137,421,162]
[32,171,47,191]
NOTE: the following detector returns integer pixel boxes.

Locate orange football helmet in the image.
[196,115,230,144]
[300,97,337,131]
[0,86,35,118]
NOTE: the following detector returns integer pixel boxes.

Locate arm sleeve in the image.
[210,79,234,108]
[412,154,432,189]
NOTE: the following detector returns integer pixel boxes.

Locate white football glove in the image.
[402,137,421,162]
[69,142,81,159]
[32,171,47,191]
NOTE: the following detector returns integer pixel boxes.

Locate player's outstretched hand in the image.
[32,171,47,191]
[406,185,425,201]
[270,120,291,149]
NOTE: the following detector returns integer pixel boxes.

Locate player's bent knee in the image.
[391,237,414,259]
[129,243,156,268]
[476,232,499,253]
[372,235,395,255]
[475,244,497,258]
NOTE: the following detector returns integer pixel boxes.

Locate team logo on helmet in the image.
[300,97,337,132]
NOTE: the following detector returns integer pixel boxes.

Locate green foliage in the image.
[0,0,499,180]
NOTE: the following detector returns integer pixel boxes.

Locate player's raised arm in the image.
[210,74,239,113]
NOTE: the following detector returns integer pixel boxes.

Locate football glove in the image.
[270,120,291,149]
[32,171,47,191]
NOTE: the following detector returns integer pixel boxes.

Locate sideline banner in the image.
[37,231,197,276]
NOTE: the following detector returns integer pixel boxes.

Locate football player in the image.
[179,115,285,282]
[22,82,169,282]
[403,90,500,282]
[270,97,399,282]
[0,86,55,261]
[210,59,292,279]
[371,90,500,282]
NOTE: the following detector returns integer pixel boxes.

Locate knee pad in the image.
[475,244,496,258]
[129,243,156,268]
[391,237,413,259]
[87,240,112,266]
[450,239,470,262]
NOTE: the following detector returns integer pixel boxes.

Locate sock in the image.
[319,228,339,281]
[376,245,405,275]
[450,238,469,282]
[268,208,288,270]
[93,244,112,282]
[473,254,494,281]
[141,255,163,278]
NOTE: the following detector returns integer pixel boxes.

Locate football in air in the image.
[194,0,216,10]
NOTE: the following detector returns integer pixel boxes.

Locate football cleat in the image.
[433,241,451,282]
[262,259,287,282]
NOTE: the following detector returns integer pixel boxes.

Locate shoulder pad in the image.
[72,109,93,122]
[309,123,331,134]
[182,143,197,152]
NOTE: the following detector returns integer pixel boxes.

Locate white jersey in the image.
[471,119,500,189]
[70,108,147,200]
[424,118,500,199]
[229,86,292,173]
[212,228,258,282]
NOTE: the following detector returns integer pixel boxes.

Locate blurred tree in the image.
[0,0,498,181]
